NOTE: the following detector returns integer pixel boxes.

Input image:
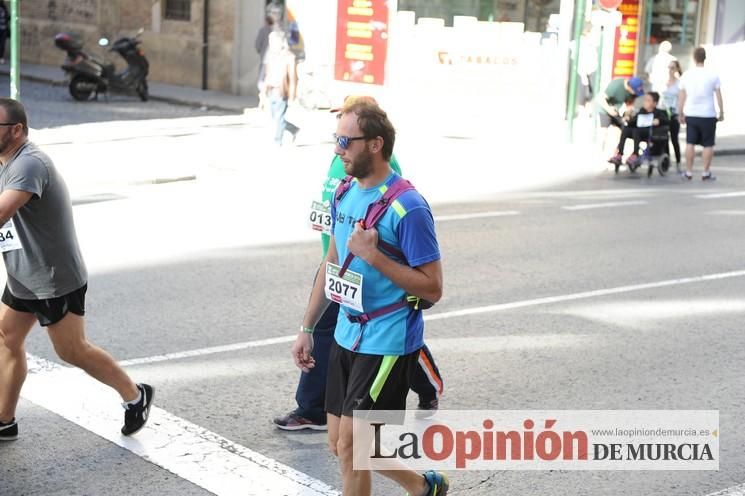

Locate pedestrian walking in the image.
[0,99,154,442]
[662,59,683,171]
[290,99,448,495]
[274,96,444,432]
[254,5,279,109]
[678,47,724,181]
[262,30,299,146]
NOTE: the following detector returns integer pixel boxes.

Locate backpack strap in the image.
[333,175,355,209]
[338,176,415,278]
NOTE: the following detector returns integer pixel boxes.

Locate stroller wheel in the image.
[647,165,654,178]
[660,156,670,173]
[614,163,620,174]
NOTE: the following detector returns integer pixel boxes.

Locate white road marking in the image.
[424,269,745,322]
[120,268,745,366]
[704,483,745,496]
[434,210,519,222]
[696,191,745,199]
[561,200,648,211]
[707,210,745,216]
[22,354,339,496]
[119,335,296,367]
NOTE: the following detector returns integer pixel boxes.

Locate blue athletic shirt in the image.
[331,171,441,356]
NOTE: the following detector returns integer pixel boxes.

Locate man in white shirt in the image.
[645,40,676,93]
[678,47,724,181]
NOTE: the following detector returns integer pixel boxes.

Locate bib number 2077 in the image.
[325,262,363,313]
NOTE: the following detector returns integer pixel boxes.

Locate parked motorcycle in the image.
[54,28,150,102]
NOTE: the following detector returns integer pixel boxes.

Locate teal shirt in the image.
[320,154,401,258]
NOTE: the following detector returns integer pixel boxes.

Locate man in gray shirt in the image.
[0,98,153,441]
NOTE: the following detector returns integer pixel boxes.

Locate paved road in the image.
[0,84,743,495]
[2,151,744,495]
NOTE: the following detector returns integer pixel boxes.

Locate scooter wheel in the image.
[136,81,149,102]
[69,75,96,101]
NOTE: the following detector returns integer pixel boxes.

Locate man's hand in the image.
[718,111,725,122]
[608,107,619,117]
[653,118,660,126]
[347,222,379,263]
[292,332,315,373]
[679,113,686,125]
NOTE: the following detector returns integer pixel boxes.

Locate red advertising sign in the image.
[611,0,641,78]
[335,0,389,85]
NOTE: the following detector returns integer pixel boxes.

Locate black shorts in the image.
[685,117,717,147]
[1,284,87,327]
[326,340,419,418]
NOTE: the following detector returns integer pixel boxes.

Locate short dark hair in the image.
[343,101,396,161]
[647,91,660,104]
[0,98,28,135]
[693,46,706,64]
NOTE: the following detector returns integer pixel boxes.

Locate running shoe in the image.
[0,418,18,441]
[422,470,450,496]
[702,173,716,181]
[415,398,439,419]
[121,383,155,436]
[273,410,327,431]
[681,171,693,181]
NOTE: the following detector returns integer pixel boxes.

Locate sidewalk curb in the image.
[0,68,246,113]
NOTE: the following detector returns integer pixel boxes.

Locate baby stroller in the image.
[635,113,671,177]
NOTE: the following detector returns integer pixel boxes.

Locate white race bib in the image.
[0,220,21,252]
[309,201,333,235]
[325,262,364,312]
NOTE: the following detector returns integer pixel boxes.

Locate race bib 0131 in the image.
[309,201,333,235]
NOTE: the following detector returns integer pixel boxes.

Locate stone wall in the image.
[19,0,239,93]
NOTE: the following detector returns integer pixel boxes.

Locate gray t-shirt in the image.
[0,142,87,299]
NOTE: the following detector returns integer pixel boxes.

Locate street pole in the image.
[593,25,604,142]
[9,0,19,100]
[567,0,587,143]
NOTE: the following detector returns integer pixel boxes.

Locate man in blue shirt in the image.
[291,100,448,495]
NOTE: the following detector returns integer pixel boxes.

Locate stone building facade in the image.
[18,0,267,95]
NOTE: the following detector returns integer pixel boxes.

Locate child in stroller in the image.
[609,91,670,176]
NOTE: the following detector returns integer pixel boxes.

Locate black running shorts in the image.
[1,284,87,327]
[326,340,419,418]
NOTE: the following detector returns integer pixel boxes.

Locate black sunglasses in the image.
[0,122,19,126]
[333,133,366,150]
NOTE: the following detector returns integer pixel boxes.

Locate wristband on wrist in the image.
[301,325,314,334]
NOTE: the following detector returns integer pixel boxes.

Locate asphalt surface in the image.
[1,85,744,496]
[0,75,231,128]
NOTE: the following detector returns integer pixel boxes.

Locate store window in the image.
[164,0,191,21]
[647,0,699,46]
[397,0,560,32]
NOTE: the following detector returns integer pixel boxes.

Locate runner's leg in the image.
[47,313,138,402]
[409,344,443,404]
[0,304,36,422]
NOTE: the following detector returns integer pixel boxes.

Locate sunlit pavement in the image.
[2,82,745,496]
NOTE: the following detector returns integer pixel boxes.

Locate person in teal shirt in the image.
[274,99,443,431]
